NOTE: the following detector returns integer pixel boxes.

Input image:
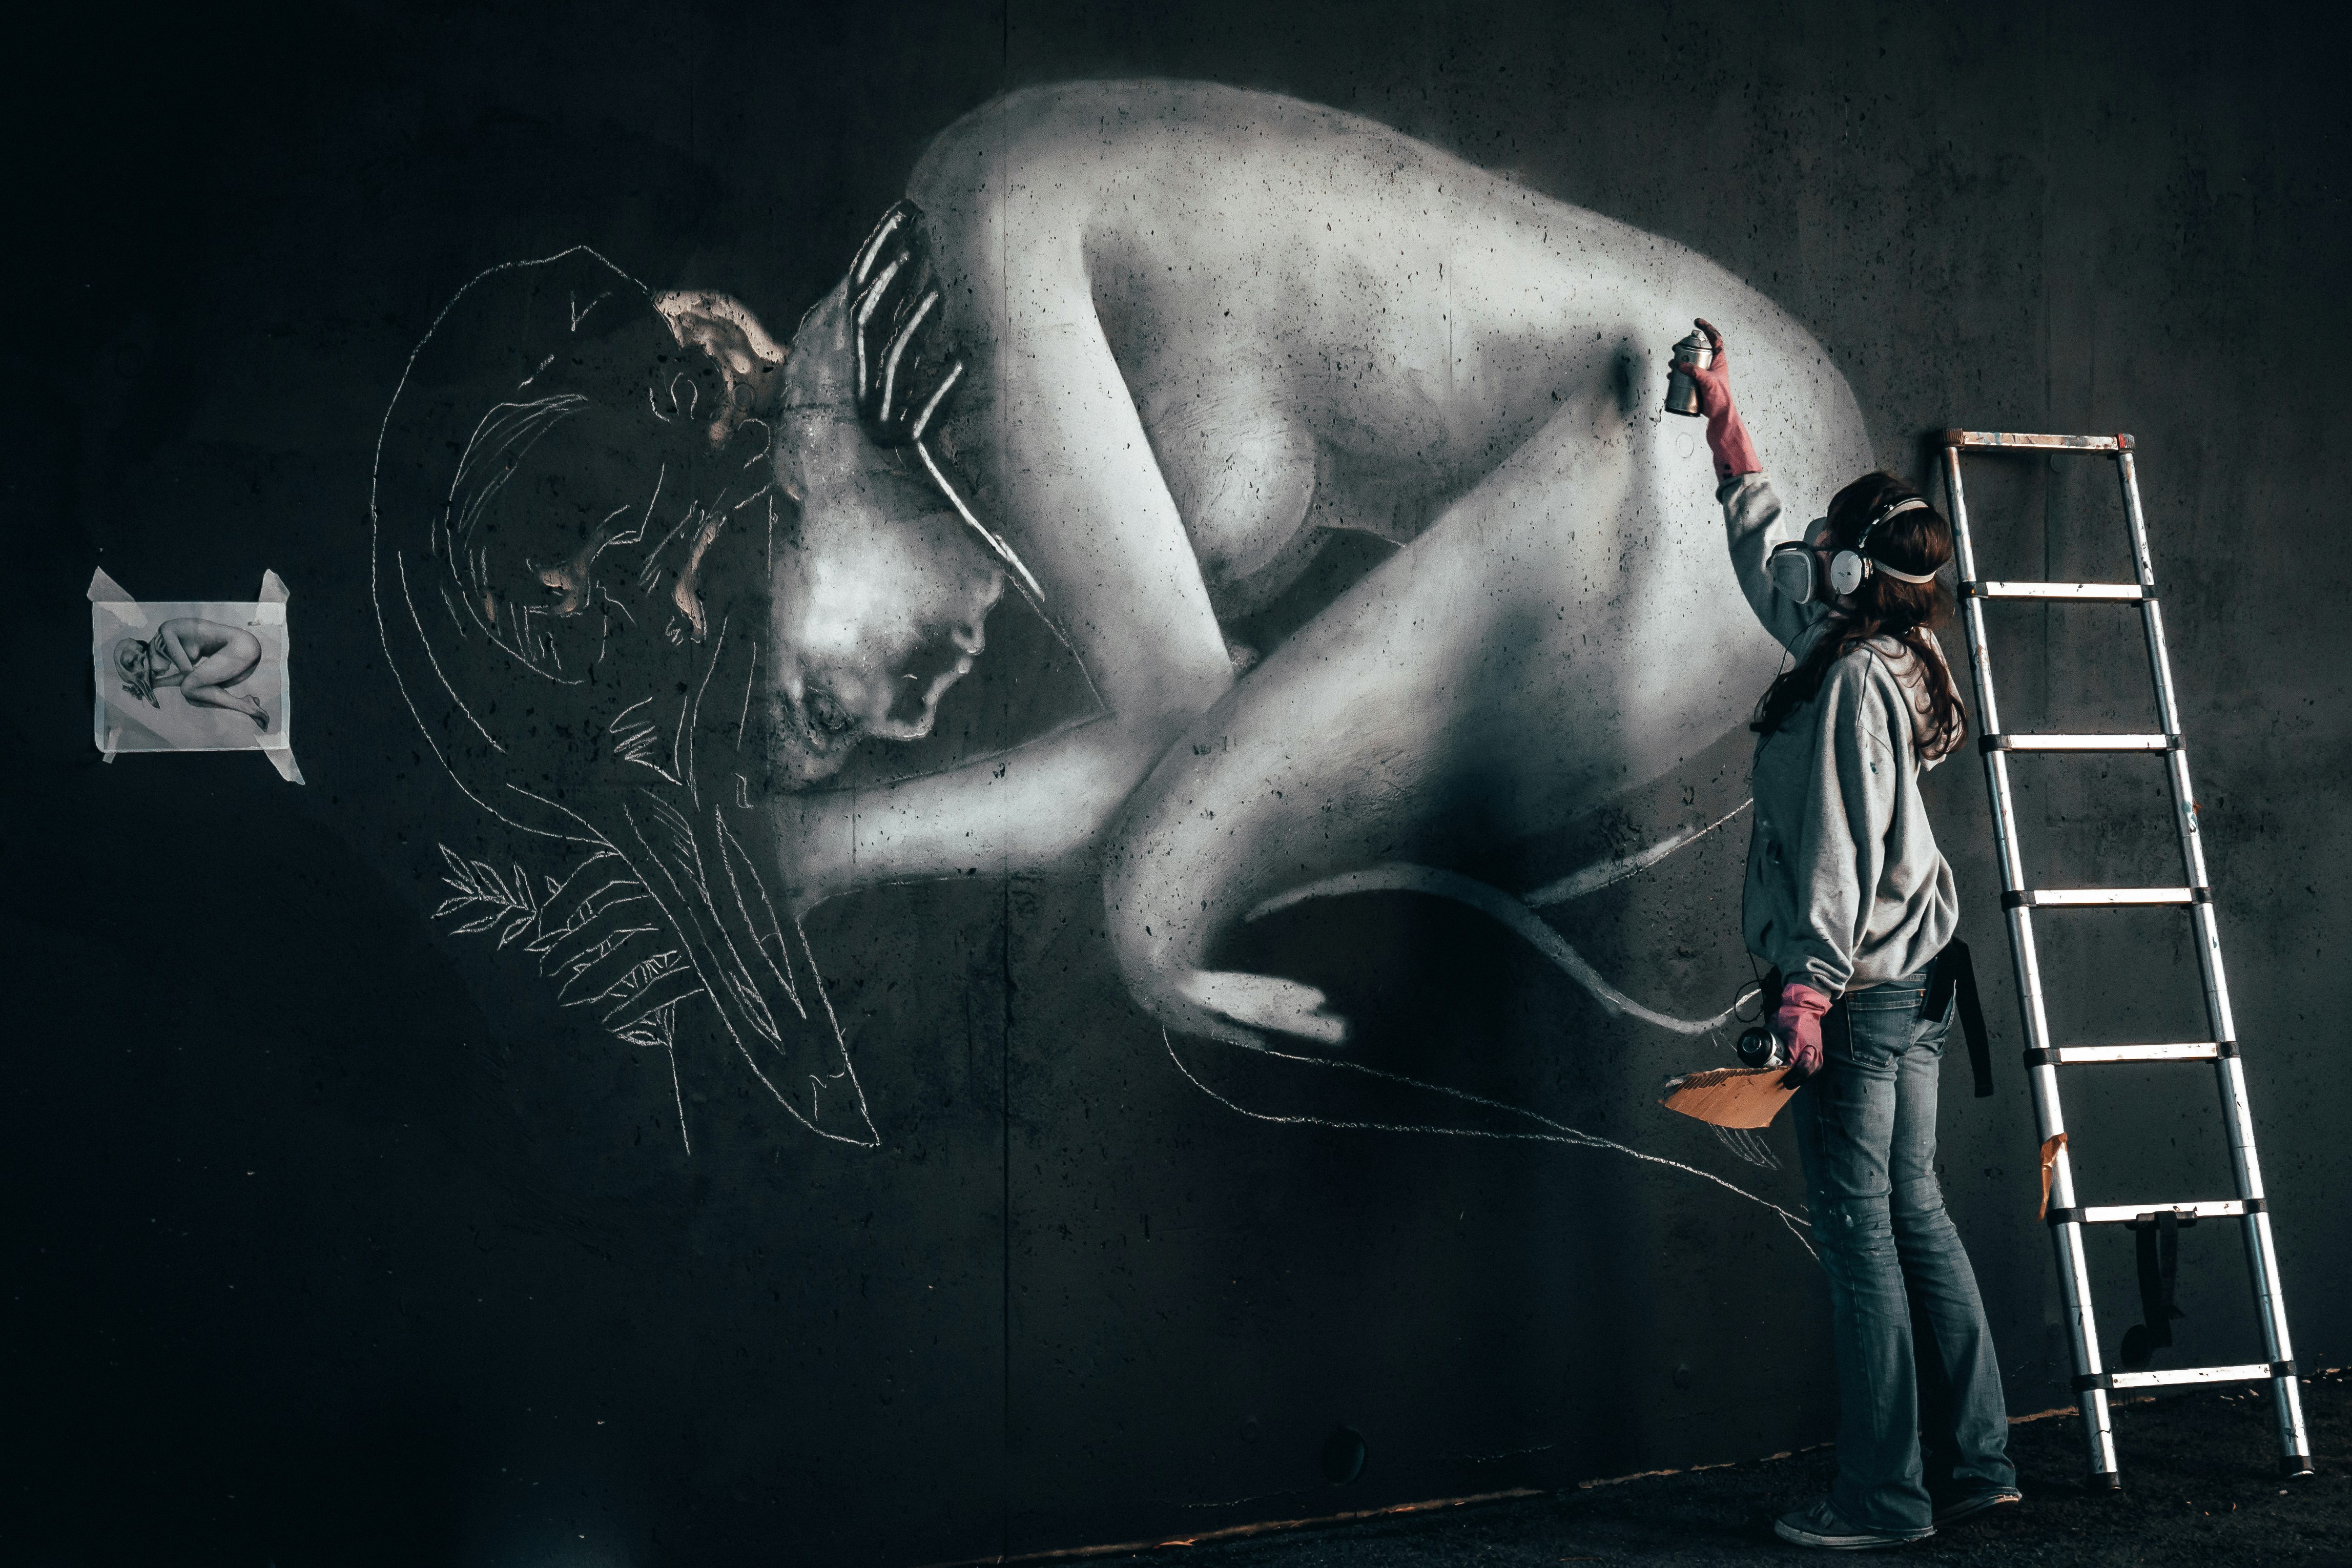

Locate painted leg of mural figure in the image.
[1103,407,1751,1048]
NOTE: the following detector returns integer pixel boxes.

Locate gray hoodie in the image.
[1721,473,1960,996]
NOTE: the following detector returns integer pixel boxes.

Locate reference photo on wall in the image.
[88,567,302,782]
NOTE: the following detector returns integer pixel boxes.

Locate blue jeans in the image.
[1792,960,2017,1531]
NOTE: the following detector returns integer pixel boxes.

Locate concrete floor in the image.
[1076,1369,2350,1566]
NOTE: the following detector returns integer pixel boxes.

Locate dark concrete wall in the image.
[6,3,2346,1564]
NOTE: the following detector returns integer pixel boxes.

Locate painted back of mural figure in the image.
[372,81,1869,1151]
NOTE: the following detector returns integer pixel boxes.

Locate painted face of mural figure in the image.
[766,284,1005,783]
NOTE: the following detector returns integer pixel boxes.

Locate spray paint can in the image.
[1736,1024,1789,1070]
[1663,327,1713,417]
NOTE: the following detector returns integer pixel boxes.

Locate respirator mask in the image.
[1767,497,1939,604]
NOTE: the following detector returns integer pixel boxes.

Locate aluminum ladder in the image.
[1940,428,2312,1488]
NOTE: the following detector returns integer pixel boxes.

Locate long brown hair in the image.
[1751,471,1967,759]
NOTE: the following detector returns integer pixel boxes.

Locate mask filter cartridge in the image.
[1767,542,1821,604]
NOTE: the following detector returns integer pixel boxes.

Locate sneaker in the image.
[1772,1498,1936,1550]
[1930,1488,2021,1526]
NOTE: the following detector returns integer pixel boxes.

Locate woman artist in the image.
[1684,321,2020,1549]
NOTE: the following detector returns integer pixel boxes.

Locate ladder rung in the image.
[1983,733,2176,754]
[1966,580,2150,601]
[2037,1043,2223,1065]
[2110,1364,2273,1391]
[1944,429,2132,452]
[2078,1200,2252,1225]
[2004,887,2205,909]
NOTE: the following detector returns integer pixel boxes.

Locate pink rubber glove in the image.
[1773,981,1834,1085]
[1684,318,1763,482]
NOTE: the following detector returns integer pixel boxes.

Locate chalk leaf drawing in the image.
[428,837,869,1154]
[433,850,545,945]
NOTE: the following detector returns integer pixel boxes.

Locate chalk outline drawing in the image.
[1163,1029,1813,1258]
[374,246,876,1153]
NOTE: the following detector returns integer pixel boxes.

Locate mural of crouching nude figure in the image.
[372,80,1867,1144]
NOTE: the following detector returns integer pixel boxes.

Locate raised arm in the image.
[1722,473,1826,655]
[1681,318,1761,486]
[1684,320,1827,656]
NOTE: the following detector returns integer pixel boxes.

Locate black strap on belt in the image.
[1925,941,1993,1098]
[2120,1210,2188,1369]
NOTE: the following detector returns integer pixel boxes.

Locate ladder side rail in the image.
[2118,451,2235,1038]
[2221,1031,2310,1470]
[2116,457,2260,1183]
[2114,449,2311,1475]
[1947,444,2068,1111]
[1944,445,2024,889]
[2219,1049,2295,1349]
[2054,1218,2119,1480]
[2247,1206,2313,1471]
[1946,442,2119,1483]
[2013,900,2118,1481]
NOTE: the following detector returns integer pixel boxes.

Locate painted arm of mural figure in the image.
[751,223,1241,914]
[773,309,1240,911]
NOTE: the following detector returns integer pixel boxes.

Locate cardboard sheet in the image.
[1659,1064,1800,1130]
